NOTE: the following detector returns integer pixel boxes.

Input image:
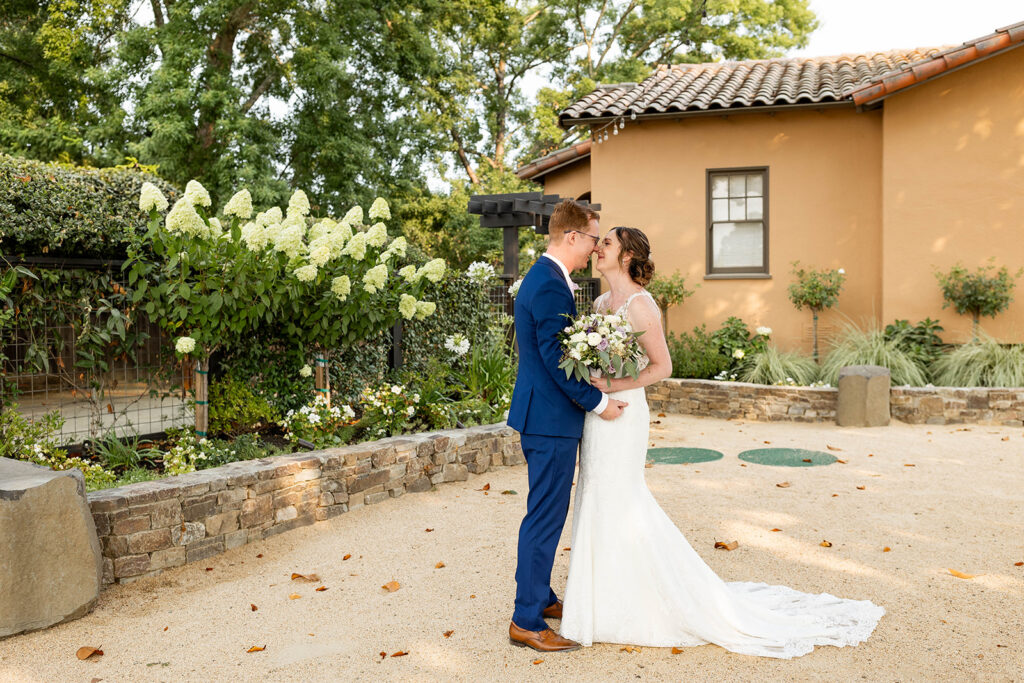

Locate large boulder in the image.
[837,365,891,427]
[0,458,102,638]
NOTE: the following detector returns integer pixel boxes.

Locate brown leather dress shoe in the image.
[542,600,563,619]
[509,621,581,652]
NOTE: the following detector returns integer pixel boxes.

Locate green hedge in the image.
[0,154,178,259]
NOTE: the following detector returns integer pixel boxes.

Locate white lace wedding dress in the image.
[559,291,885,658]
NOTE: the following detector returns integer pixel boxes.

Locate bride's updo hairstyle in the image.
[612,226,655,287]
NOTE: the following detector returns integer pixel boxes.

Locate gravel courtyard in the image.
[1,414,1022,682]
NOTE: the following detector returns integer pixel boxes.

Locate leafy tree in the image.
[787,262,845,361]
[645,269,695,334]
[936,260,1022,339]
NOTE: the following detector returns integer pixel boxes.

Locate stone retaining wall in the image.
[647,379,1024,426]
[87,424,523,585]
[890,386,1024,426]
[645,379,837,422]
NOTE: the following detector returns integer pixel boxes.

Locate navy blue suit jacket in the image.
[506,257,603,438]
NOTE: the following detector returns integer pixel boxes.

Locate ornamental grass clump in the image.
[931,332,1024,387]
[739,345,820,386]
[820,323,928,386]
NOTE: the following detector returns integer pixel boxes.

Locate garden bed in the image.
[647,379,1024,426]
[87,423,522,585]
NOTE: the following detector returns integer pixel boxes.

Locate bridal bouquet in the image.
[558,312,645,385]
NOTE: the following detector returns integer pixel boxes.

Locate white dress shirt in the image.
[542,253,609,416]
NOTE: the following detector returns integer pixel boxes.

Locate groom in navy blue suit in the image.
[506,200,628,652]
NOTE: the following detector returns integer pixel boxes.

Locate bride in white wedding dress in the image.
[559,227,885,658]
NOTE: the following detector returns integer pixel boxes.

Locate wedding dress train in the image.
[559,292,884,659]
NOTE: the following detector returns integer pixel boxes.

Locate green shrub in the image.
[646,270,696,334]
[820,324,928,386]
[91,431,162,473]
[668,325,731,379]
[936,260,1022,337]
[451,336,516,422]
[883,318,946,371]
[788,262,846,360]
[739,345,820,385]
[207,375,280,437]
[0,154,178,258]
[931,333,1024,387]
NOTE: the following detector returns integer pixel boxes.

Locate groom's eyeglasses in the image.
[568,230,599,245]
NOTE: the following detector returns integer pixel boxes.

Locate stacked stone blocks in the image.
[88,423,523,584]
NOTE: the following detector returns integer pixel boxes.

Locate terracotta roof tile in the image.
[560,19,1024,125]
[560,49,940,126]
[514,140,591,181]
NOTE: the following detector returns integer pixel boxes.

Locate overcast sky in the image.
[790,0,1022,57]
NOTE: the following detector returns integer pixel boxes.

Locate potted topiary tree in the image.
[787,262,846,362]
[935,260,1021,340]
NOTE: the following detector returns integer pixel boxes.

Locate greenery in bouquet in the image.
[280,394,358,448]
[558,312,645,384]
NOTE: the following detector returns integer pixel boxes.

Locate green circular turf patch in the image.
[737,448,837,467]
[646,447,724,464]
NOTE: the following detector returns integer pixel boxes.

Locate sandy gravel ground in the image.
[1,414,1023,683]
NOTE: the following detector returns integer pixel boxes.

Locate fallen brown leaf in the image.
[882,547,891,552]
[343,554,351,560]
[671,647,684,654]
[163,627,168,631]
[562,547,571,551]
[904,463,915,467]
[205,567,213,572]
[856,486,866,490]
[826,444,842,451]
[382,581,400,592]
[763,440,771,444]
[1015,561,1023,566]
[435,562,445,569]
[251,604,258,611]
[470,594,476,598]
[379,651,387,659]
[391,651,408,657]
[802,458,812,463]
[644,462,653,468]
[620,646,641,653]
[948,568,977,579]
[501,490,517,495]
[316,586,328,592]
[657,412,666,417]
[443,630,454,638]
[651,420,661,424]
[478,483,490,491]
[836,458,847,464]
[246,645,265,653]
[770,528,782,532]
[831,494,838,497]
[820,540,832,547]
[256,553,263,558]
[425,528,434,532]
[1001,436,1009,441]
[532,659,544,665]
[288,593,301,600]
[291,573,320,582]
[714,540,739,551]
[76,646,103,660]
[776,482,790,488]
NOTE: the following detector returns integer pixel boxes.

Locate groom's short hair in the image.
[548,199,600,243]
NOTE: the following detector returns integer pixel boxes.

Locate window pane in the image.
[747,197,763,219]
[729,175,745,197]
[729,198,745,220]
[711,176,729,198]
[712,198,729,221]
[746,174,763,197]
[712,222,764,269]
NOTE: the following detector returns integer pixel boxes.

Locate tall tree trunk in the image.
[493,57,507,169]
[812,309,820,362]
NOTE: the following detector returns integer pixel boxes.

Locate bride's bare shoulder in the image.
[593,291,611,314]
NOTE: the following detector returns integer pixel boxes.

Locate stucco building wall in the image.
[881,47,1024,343]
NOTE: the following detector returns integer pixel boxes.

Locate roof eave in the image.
[559,99,856,129]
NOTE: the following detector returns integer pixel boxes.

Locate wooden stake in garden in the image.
[194,357,210,438]
[314,351,330,408]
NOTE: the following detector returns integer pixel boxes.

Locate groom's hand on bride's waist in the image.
[598,399,628,420]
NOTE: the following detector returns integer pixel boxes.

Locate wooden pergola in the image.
[467,192,601,277]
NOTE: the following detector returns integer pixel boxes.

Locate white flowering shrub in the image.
[279,394,357,447]
[0,407,116,489]
[162,435,235,476]
[444,333,470,357]
[359,383,425,439]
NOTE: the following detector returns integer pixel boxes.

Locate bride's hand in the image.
[591,376,626,393]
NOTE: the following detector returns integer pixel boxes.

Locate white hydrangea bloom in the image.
[732,348,745,359]
[334,218,353,242]
[165,198,209,239]
[240,221,269,251]
[288,189,310,217]
[342,205,363,226]
[307,239,332,267]
[837,268,846,274]
[414,300,436,320]
[183,179,211,207]
[258,206,283,226]
[362,264,388,293]
[294,264,318,282]
[382,236,407,260]
[417,258,446,283]
[398,264,419,282]
[398,294,417,320]
[756,326,772,336]
[207,217,222,236]
[175,336,197,354]
[139,182,168,213]
[223,189,253,218]
[331,275,351,301]
[368,197,390,220]
[299,364,313,378]
[307,218,333,244]
[272,215,306,257]
[342,232,368,261]
[466,261,496,284]
[366,222,388,248]
[508,278,523,298]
